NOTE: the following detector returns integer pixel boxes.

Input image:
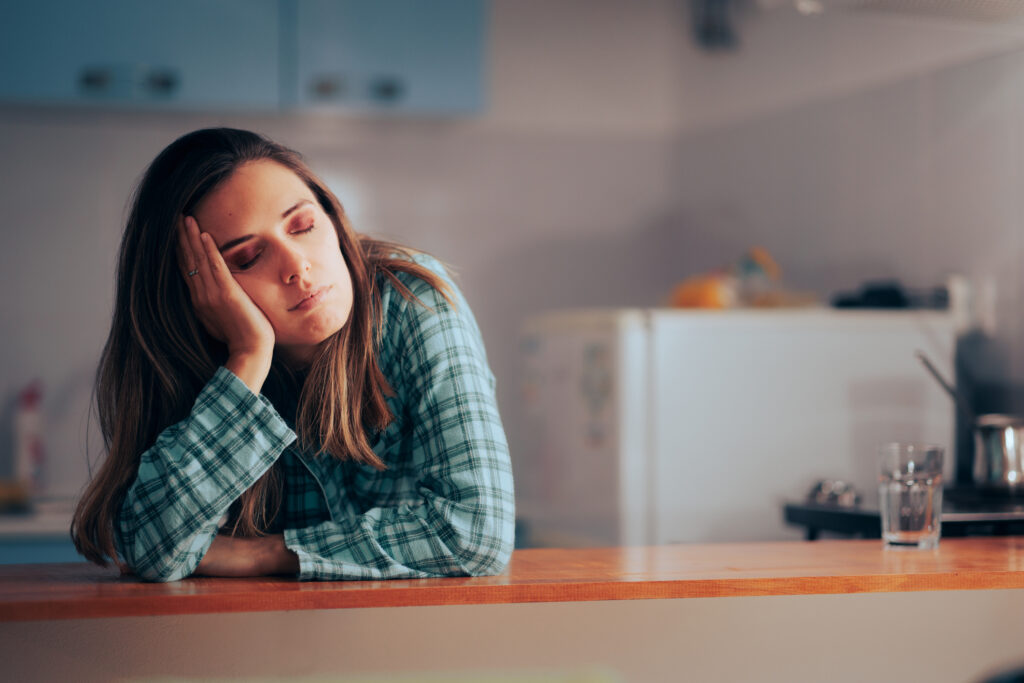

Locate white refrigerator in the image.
[517,308,958,547]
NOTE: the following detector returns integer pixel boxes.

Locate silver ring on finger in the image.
[188,269,199,277]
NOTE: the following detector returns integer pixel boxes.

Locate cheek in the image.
[235,280,277,318]
[326,258,354,321]
[324,248,353,299]
[337,270,354,319]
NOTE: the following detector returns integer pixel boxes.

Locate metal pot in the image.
[973,414,1024,491]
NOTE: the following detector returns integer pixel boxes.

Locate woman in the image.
[70,128,515,582]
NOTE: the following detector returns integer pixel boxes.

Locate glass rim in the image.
[878,441,944,475]
[878,441,944,455]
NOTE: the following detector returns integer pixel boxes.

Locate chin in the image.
[275,304,352,358]
[296,315,349,347]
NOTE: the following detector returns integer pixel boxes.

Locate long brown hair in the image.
[71,128,452,566]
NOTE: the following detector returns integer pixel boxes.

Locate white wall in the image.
[664,47,1024,378]
[2,0,1024,522]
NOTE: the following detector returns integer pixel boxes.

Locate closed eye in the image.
[229,217,315,271]
[235,251,263,271]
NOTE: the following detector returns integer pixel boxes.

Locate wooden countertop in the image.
[3,537,1024,622]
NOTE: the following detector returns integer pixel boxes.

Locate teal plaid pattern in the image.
[116,255,515,582]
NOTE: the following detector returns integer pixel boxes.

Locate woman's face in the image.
[193,160,354,365]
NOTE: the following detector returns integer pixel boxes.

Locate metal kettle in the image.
[973,414,1024,491]
[916,351,1024,492]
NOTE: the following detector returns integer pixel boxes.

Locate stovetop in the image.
[945,485,1024,505]
[942,486,1024,520]
[784,487,1024,539]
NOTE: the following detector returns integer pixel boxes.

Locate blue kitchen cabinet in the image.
[286,0,486,114]
[0,538,81,564]
[0,0,280,109]
[0,0,484,115]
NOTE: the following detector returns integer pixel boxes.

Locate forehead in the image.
[194,160,314,237]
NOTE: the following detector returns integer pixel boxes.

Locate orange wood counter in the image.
[4,536,1024,622]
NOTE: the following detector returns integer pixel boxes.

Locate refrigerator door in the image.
[647,309,956,544]
[518,310,651,547]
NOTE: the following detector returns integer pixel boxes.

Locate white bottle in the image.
[14,381,45,497]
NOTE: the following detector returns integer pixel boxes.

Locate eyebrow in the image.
[217,200,314,253]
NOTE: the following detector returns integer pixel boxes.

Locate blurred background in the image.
[2,0,1024,542]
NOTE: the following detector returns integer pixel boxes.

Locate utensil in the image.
[915,350,975,423]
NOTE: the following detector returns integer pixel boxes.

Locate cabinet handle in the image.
[310,75,346,100]
[368,76,404,105]
[78,67,113,94]
[144,69,180,96]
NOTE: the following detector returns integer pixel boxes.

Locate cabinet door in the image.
[290,0,486,114]
[0,538,81,564]
[0,0,279,109]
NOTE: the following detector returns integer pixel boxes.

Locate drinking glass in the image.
[878,442,943,549]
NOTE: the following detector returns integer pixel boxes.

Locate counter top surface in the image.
[3,537,1024,621]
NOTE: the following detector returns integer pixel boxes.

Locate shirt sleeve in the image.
[283,264,516,580]
[116,366,297,582]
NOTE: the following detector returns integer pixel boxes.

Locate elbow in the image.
[450,510,515,577]
[461,546,512,577]
[424,484,516,577]
[117,535,200,583]
[116,504,203,582]
[133,562,193,583]
[124,551,197,582]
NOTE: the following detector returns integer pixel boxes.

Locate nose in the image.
[280,243,312,284]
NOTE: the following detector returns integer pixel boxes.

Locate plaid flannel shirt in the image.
[116,255,515,581]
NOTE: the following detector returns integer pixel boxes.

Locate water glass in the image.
[878,442,943,549]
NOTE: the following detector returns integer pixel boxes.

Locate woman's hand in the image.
[178,215,275,392]
[195,534,299,577]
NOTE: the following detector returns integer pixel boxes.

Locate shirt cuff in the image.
[205,365,298,453]
[283,526,319,580]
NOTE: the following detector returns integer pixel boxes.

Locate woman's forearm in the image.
[225,351,273,395]
[119,367,296,582]
[195,534,299,577]
[262,535,301,575]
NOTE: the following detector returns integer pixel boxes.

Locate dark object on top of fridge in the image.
[689,0,738,50]
[831,280,948,309]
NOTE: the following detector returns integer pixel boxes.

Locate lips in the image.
[290,285,332,312]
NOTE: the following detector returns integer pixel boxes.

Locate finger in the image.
[185,216,216,293]
[179,215,204,279]
[200,232,234,292]
[176,215,197,279]
[176,217,204,305]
